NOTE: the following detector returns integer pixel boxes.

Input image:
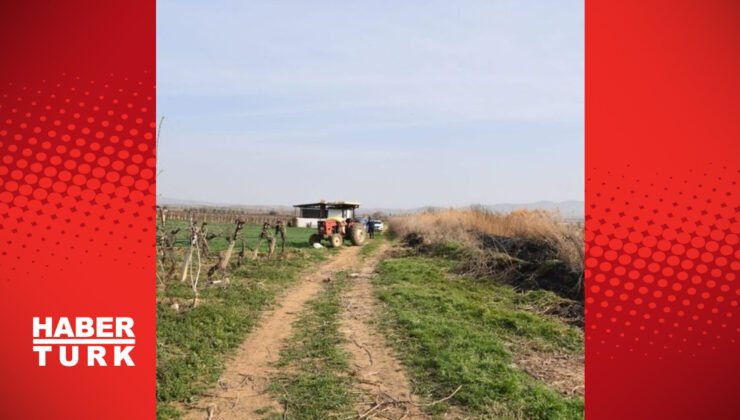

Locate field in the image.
[374,251,583,418]
[156,219,334,417]
[155,209,584,419]
[163,220,317,252]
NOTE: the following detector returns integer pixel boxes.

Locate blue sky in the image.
[157,0,584,208]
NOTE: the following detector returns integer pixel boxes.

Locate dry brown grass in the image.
[388,208,584,273]
[514,350,585,397]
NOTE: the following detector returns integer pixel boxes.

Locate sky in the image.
[157,0,584,208]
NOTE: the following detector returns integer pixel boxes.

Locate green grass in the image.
[358,233,386,259]
[373,254,584,419]
[156,238,333,418]
[163,220,317,252]
[156,221,583,419]
[266,272,354,420]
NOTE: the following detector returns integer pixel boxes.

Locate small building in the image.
[293,201,360,228]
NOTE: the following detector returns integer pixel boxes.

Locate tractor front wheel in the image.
[329,233,343,248]
[309,233,322,246]
[349,224,367,246]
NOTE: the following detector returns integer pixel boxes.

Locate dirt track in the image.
[183,246,362,420]
[339,243,429,419]
[184,242,430,420]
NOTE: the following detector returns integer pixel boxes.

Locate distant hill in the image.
[157,196,223,207]
[157,197,294,213]
[158,197,584,220]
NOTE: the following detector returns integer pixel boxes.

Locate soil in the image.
[180,236,582,419]
[338,243,428,419]
[543,300,585,329]
[514,350,585,397]
[182,245,363,420]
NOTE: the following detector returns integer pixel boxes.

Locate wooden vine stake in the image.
[219,219,245,270]
[180,214,199,283]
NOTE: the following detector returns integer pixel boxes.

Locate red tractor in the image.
[309,218,367,247]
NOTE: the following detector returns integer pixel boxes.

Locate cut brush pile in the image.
[389,208,585,304]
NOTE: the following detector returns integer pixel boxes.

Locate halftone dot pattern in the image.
[586,165,739,358]
[0,73,156,282]
[0,2,156,418]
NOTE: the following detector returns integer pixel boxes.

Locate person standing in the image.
[367,219,375,239]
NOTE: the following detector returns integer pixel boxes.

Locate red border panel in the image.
[587,1,740,419]
[0,1,155,418]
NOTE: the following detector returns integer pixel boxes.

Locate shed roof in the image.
[293,201,361,209]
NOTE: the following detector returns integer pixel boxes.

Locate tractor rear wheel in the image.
[309,233,322,246]
[329,233,343,248]
[349,224,367,246]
